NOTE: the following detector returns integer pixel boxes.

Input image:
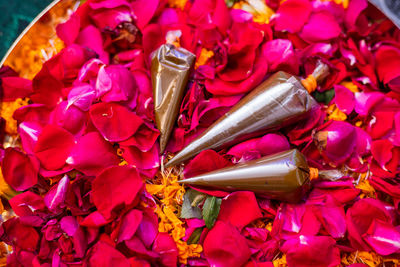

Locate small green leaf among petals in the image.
[180,189,205,219]
[202,196,222,229]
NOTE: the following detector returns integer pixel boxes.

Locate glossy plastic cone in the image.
[151,44,195,153]
[166,71,317,167]
[178,149,311,203]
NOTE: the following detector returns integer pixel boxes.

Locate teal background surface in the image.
[0,0,53,59]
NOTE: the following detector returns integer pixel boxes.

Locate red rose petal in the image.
[90,102,143,142]
[1,76,33,101]
[281,235,341,267]
[203,220,251,267]
[87,241,130,267]
[68,132,120,176]
[1,147,39,191]
[218,191,262,230]
[92,165,143,219]
[184,150,233,178]
[275,0,312,33]
[152,232,178,267]
[34,125,75,170]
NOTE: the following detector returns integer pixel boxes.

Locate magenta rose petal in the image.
[97,65,138,103]
[264,39,299,74]
[363,219,400,255]
[34,124,75,170]
[281,235,341,267]
[44,175,70,213]
[218,191,262,230]
[18,122,43,155]
[76,25,109,64]
[300,11,341,43]
[152,232,178,267]
[274,0,312,33]
[67,132,120,176]
[136,209,158,248]
[90,102,143,142]
[92,165,143,219]
[203,220,251,267]
[56,13,81,45]
[67,84,96,111]
[116,209,143,243]
[131,0,159,30]
[334,85,355,114]
[345,0,368,31]
[1,147,39,191]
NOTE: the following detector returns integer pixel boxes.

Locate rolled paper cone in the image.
[178,149,311,203]
[165,71,318,167]
[151,44,195,154]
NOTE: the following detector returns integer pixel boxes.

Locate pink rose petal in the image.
[363,219,400,255]
[300,11,341,43]
[264,39,299,74]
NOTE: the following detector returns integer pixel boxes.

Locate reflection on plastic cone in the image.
[166,72,317,167]
[151,44,195,154]
[179,149,311,203]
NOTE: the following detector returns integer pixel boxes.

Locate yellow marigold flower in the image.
[356,172,376,199]
[233,0,275,24]
[321,0,349,8]
[342,251,382,267]
[0,167,18,200]
[168,0,188,10]
[195,48,214,69]
[0,98,30,135]
[273,254,287,267]
[147,167,202,264]
[341,81,359,93]
[327,104,347,121]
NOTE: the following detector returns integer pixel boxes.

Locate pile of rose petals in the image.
[1,0,400,266]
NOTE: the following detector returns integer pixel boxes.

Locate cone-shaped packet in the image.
[179,149,311,203]
[151,44,195,153]
[166,71,317,167]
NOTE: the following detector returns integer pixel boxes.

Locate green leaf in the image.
[180,189,205,219]
[202,196,222,229]
[187,227,204,245]
[225,0,236,8]
[313,89,335,105]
